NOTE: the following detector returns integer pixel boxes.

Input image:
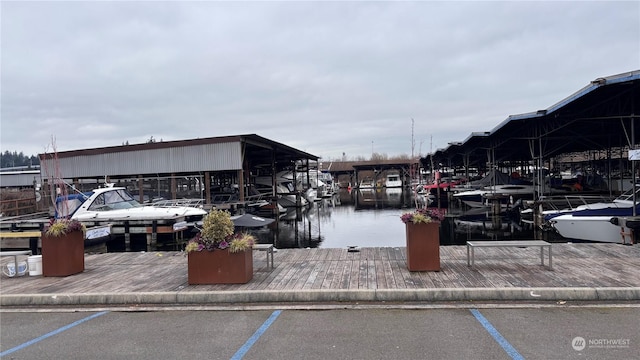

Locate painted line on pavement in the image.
[0,311,109,358]
[470,308,525,360]
[231,310,282,360]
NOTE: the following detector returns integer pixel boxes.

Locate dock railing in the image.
[146,199,205,208]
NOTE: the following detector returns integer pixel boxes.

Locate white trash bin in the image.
[28,255,42,276]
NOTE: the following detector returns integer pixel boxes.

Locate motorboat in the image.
[319,171,338,196]
[254,171,309,208]
[385,172,402,188]
[296,173,327,202]
[520,194,615,226]
[422,176,464,193]
[358,177,376,190]
[548,185,640,243]
[55,184,207,223]
[453,184,536,208]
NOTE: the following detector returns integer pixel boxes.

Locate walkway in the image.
[1,243,639,307]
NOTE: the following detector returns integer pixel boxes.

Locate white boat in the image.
[254,171,309,208]
[520,194,615,226]
[358,177,376,190]
[296,173,327,202]
[549,185,640,243]
[56,184,207,222]
[319,171,338,196]
[385,172,402,188]
[453,184,536,208]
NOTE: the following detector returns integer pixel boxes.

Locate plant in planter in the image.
[400,207,446,272]
[185,209,255,284]
[400,207,446,224]
[45,218,86,237]
[41,218,87,277]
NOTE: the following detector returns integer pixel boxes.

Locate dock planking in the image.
[1,243,639,296]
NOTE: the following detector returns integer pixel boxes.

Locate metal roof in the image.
[38,134,319,179]
[426,70,640,168]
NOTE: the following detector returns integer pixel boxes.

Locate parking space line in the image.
[470,309,524,360]
[0,311,109,357]
[231,310,282,360]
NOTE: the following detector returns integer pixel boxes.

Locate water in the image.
[106,189,563,252]
[250,189,544,249]
[271,205,411,249]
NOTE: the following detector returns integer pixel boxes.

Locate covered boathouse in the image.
[37,134,319,212]
[422,69,640,193]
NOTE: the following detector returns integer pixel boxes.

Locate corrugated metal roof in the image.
[37,134,319,180]
[492,70,640,131]
[426,69,640,167]
[41,142,243,178]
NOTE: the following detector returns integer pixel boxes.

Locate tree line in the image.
[0,151,40,168]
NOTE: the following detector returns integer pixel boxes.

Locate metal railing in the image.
[146,198,205,208]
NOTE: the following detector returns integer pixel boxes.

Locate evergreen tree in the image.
[0,151,40,168]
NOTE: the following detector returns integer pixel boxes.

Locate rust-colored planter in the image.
[188,249,253,284]
[405,222,440,271]
[41,230,85,277]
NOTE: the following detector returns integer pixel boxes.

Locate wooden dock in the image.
[1,243,639,298]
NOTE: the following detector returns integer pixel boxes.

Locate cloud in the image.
[1,1,638,160]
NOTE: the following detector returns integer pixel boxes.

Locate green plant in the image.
[400,207,446,224]
[45,218,86,237]
[185,209,255,253]
[228,233,255,253]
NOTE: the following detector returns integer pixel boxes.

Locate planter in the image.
[188,248,253,284]
[405,222,440,271]
[41,230,85,277]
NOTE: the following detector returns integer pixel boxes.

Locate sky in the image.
[1,1,639,162]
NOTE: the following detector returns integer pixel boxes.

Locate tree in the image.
[0,150,40,168]
[370,152,388,161]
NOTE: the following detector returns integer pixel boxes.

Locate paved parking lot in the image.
[2,305,637,359]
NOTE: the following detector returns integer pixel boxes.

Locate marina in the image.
[0,71,639,276]
[1,187,636,254]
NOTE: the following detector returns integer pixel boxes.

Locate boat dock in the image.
[0,212,194,254]
[1,243,639,307]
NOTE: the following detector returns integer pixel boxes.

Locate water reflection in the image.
[354,188,415,209]
[440,207,533,246]
[247,189,542,249]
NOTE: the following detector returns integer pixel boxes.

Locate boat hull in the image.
[550,215,624,243]
[73,206,206,221]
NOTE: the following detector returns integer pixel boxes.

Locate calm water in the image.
[251,189,545,249]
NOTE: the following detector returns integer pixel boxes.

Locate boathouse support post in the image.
[239,141,247,203]
[124,221,131,252]
[238,169,245,203]
[149,220,158,251]
[204,171,211,206]
[170,174,177,201]
[631,115,636,216]
[354,170,359,191]
[270,147,279,220]
[138,175,144,203]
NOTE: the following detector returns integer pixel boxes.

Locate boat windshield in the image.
[87,189,141,211]
[616,184,640,202]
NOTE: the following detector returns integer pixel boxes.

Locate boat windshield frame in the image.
[616,184,640,202]
[87,189,141,211]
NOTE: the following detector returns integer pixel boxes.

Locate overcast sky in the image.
[1,1,638,161]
